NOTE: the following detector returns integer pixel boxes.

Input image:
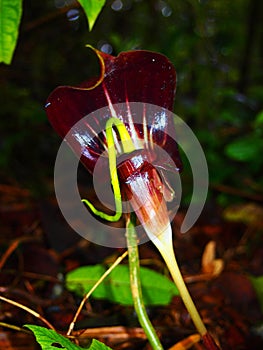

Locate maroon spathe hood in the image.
[45,47,182,176]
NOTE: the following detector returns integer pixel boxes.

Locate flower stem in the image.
[161,243,207,335]
[126,214,164,350]
[151,226,207,336]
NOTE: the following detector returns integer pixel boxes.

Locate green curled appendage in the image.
[82,117,135,222]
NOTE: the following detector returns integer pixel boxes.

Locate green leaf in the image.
[66,264,179,306]
[24,325,112,350]
[77,0,106,31]
[254,110,263,127]
[0,0,23,64]
[225,136,263,162]
[87,339,113,350]
[250,275,263,313]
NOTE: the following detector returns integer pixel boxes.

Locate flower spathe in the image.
[46,47,181,234]
[46,47,182,177]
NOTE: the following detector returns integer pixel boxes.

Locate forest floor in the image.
[0,183,263,350]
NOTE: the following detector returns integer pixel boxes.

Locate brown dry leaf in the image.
[201,241,224,277]
[168,334,201,350]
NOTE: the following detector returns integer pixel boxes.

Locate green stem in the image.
[126,214,164,350]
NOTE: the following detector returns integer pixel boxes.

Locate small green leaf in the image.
[66,264,179,306]
[24,325,112,350]
[225,136,263,162]
[0,0,23,64]
[77,0,106,31]
[250,275,263,313]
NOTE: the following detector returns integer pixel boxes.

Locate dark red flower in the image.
[46,48,181,176]
[46,48,182,234]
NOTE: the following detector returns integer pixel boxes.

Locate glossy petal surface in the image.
[118,155,171,238]
[46,48,182,175]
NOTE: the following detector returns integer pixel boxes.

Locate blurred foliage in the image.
[250,275,263,313]
[0,0,262,204]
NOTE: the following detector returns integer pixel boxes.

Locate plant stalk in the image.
[157,238,207,336]
[126,214,164,350]
[151,226,220,349]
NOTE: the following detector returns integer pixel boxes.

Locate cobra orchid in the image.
[46,47,219,349]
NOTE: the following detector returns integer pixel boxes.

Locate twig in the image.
[0,286,58,306]
[126,214,164,350]
[0,295,55,330]
[23,3,81,33]
[0,240,21,270]
[76,326,147,341]
[212,183,263,202]
[66,250,128,336]
[0,269,61,283]
[168,333,200,350]
[0,236,40,271]
[0,322,32,334]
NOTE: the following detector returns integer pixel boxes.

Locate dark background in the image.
[0,1,262,349]
[0,0,262,203]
